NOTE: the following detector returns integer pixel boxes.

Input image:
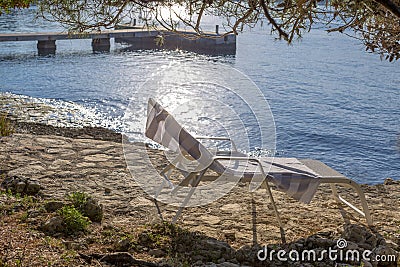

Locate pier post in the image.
[215,25,219,35]
[92,38,110,53]
[37,40,56,56]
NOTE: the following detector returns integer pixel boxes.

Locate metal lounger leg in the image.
[326,181,373,226]
[171,172,196,195]
[330,184,340,201]
[172,169,207,223]
[345,182,373,226]
[172,186,196,223]
[263,180,286,244]
[155,164,175,199]
[156,153,189,198]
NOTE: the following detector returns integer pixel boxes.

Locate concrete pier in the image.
[115,27,236,55]
[37,40,56,56]
[0,28,236,55]
[92,38,111,53]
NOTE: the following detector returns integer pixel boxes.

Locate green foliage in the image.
[0,113,14,137]
[19,195,34,208]
[134,222,197,265]
[0,189,37,217]
[19,211,28,222]
[0,189,13,197]
[67,191,103,222]
[144,222,189,247]
[60,250,76,263]
[67,191,88,212]
[0,0,35,15]
[57,206,90,234]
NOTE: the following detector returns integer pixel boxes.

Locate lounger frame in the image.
[155,144,373,243]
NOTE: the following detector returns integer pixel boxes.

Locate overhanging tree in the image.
[3,0,400,61]
[0,0,35,14]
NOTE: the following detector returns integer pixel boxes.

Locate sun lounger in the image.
[145,98,373,242]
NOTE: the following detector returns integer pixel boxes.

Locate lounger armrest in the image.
[195,136,237,151]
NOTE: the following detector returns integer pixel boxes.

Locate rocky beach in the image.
[0,96,399,266]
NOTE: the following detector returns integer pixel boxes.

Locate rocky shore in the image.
[0,124,400,266]
[0,120,399,267]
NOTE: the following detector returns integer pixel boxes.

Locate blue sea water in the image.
[0,8,399,184]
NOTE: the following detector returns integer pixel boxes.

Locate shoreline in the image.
[13,120,124,143]
[2,91,398,185]
[10,118,399,186]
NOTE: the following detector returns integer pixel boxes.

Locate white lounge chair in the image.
[145,98,373,242]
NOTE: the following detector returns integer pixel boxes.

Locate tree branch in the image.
[259,0,289,41]
[373,0,400,18]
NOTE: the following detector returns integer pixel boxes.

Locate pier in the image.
[0,27,236,55]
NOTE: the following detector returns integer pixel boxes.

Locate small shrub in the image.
[57,206,90,234]
[0,188,13,197]
[0,113,14,137]
[67,192,89,211]
[67,191,103,222]
[138,222,192,250]
[19,212,28,222]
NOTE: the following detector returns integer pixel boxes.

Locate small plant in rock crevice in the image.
[57,206,90,234]
[0,113,14,137]
[67,191,103,222]
[67,192,89,212]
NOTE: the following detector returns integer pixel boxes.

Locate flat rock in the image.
[220,204,241,212]
[84,154,113,162]
[200,215,221,225]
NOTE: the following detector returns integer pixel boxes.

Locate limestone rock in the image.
[199,262,240,267]
[27,209,42,218]
[361,259,374,267]
[235,245,251,263]
[114,238,131,252]
[384,178,398,185]
[83,197,103,222]
[41,216,65,234]
[216,262,241,267]
[26,180,41,195]
[99,252,160,266]
[194,238,234,261]
[305,237,336,249]
[385,240,399,251]
[224,231,236,242]
[342,224,370,244]
[235,245,261,264]
[44,200,65,212]
[63,240,86,250]
[1,176,41,195]
[148,248,166,257]
[100,252,136,265]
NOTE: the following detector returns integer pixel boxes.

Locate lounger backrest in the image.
[145,98,218,170]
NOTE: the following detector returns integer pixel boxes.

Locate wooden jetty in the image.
[0,27,236,55]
